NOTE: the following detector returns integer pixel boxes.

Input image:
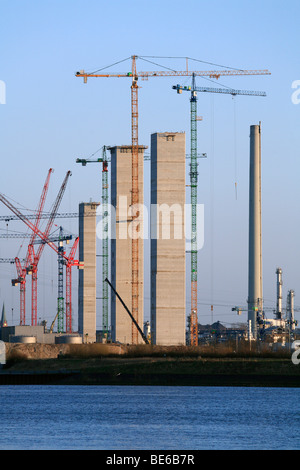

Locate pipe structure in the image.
[276,267,283,319]
[287,289,295,331]
[248,124,263,339]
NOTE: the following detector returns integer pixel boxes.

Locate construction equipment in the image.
[0,212,79,222]
[76,55,270,344]
[35,226,73,333]
[0,189,81,332]
[76,145,109,338]
[57,227,66,333]
[65,236,80,334]
[49,311,59,333]
[34,232,78,334]
[0,258,25,264]
[173,75,267,346]
[22,171,71,326]
[105,277,149,345]
[12,168,53,325]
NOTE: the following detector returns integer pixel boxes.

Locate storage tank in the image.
[10,335,37,344]
[55,335,82,344]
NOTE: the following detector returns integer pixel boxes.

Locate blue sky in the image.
[0,0,299,330]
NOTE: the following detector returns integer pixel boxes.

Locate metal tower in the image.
[33,227,72,333]
[57,227,66,333]
[173,78,267,345]
[76,145,110,338]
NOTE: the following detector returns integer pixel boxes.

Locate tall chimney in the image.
[248,123,263,339]
[276,268,283,319]
[287,289,295,330]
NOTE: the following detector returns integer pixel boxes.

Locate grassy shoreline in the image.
[1,343,299,387]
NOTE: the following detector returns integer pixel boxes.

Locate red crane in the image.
[0,175,81,332]
[25,171,72,326]
[12,168,53,325]
[65,236,80,334]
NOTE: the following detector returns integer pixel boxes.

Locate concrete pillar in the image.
[248,124,263,340]
[109,145,146,344]
[78,202,99,343]
[151,132,186,345]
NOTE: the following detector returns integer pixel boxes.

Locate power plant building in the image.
[78,201,99,343]
[150,132,186,345]
[109,145,146,344]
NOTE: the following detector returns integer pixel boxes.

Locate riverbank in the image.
[1,343,299,387]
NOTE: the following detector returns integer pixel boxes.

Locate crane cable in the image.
[210,95,215,324]
[233,97,238,200]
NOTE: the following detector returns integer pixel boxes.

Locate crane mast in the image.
[190,74,198,345]
[76,145,110,339]
[101,147,109,339]
[57,226,65,333]
[130,56,140,343]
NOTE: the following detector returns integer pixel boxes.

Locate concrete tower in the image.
[78,202,99,343]
[151,132,186,346]
[248,124,263,340]
[109,145,146,344]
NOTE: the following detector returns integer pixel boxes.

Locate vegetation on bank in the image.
[4,340,295,365]
[1,342,299,387]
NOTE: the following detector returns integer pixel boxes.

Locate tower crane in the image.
[76,55,270,344]
[76,145,109,339]
[0,187,82,333]
[12,168,53,325]
[173,75,267,346]
[19,171,71,326]
[33,226,73,332]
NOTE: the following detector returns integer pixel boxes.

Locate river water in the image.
[0,385,298,450]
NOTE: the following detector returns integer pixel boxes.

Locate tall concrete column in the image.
[248,124,263,340]
[151,132,186,345]
[276,267,283,319]
[109,145,146,344]
[78,202,99,343]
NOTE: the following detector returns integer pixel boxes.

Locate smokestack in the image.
[248,123,263,339]
[287,290,295,331]
[276,268,283,319]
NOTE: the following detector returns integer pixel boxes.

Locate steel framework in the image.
[76,145,109,338]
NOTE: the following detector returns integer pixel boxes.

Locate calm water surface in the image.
[0,385,299,450]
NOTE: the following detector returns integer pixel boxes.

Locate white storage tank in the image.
[10,335,37,344]
[55,335,82,344]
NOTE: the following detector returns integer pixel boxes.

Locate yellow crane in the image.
[76,55,271,345]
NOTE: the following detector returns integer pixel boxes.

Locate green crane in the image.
[173,76,266,346]
[76,146,110,339]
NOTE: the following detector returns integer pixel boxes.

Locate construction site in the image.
[0,56,299,351]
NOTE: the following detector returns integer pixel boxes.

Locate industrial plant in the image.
[0,56,298,349]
